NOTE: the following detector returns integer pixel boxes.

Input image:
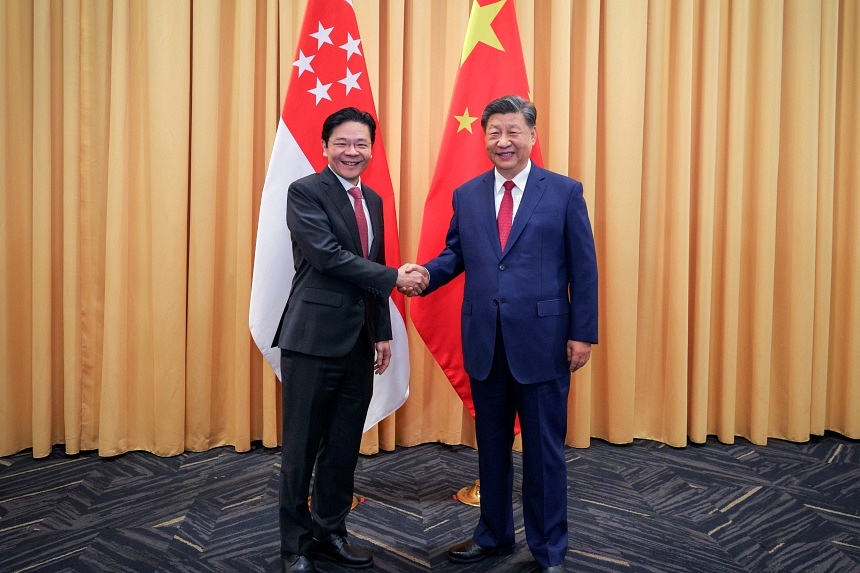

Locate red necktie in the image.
[498,180,515,250]
[348,187,369,257]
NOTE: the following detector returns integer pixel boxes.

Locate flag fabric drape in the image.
[411,0,543,417]
[249,0,408,432]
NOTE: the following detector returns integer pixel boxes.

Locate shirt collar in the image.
[328,166,361,194]
[494,160,531,194]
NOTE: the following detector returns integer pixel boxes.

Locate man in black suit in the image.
[272,107,427,573]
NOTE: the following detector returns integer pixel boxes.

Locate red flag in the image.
[250,0,409,431]
[411,0,542,417]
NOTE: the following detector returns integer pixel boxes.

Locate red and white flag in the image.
[411,0,542,417]
[249,0,409,431]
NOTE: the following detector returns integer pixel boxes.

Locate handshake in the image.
[396,263,429,297]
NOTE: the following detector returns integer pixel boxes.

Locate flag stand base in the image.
[455,479,481,506]
[308,495,360,510]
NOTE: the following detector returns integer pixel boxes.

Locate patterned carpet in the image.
[1,433,858,572]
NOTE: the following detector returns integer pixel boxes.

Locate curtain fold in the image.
[1,0,857,458]
[828,0,859,439]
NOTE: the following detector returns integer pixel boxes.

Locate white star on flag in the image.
[340,33,362,60]
[250,0,410,432]
[292,50,314,76]
[339,67,362,95]
[310,21,334,49]
[308,78,333,105]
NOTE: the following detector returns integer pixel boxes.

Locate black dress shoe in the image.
[447,539,515,563]
[310,533,373,569]
[280,553,316,573]
[541,565,566,573]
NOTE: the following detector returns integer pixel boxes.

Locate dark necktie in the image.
[348,187,369,257]
[498,180,515,250]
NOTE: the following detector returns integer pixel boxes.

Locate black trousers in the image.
[278,327,374,555]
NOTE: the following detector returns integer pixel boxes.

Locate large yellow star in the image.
[461,0,506,64]
[454,107,479,133]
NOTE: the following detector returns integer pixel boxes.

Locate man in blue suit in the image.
[414,95,598,573]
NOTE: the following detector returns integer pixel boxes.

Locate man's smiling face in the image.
[323,121,373,185]
[484,112,536,180]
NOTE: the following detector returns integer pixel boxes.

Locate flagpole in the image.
[309,495,361,510]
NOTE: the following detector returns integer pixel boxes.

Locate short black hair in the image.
[321,107,377,145]
[481,95,537,130]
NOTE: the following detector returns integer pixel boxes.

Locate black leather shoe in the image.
[447,539,515,563]
[280,553,316,573]
[541,565,566,573]
[310,533,373,569]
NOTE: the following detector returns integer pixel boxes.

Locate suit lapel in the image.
[323,168,364,256]
[503,166,545,256]
[478,171,503,258]
[366,191,383,261]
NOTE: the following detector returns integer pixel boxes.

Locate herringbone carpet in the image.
[1,433,858,572]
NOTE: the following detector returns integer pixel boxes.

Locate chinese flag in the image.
[249,0,409,431]
[411,0,542,417]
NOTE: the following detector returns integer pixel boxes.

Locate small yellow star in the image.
[455,108,479,133]
[461,0,506,64]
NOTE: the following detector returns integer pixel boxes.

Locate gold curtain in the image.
[1,0,857,459]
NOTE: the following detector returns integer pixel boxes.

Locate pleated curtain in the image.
[1,0,857,458]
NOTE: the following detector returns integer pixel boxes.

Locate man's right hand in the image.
[396,264,429,296]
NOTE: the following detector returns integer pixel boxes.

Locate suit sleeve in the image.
[370,200,393,341]
[565,180,598,343]
[422,189,466,295]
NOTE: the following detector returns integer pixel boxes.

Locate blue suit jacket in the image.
[423,165,598,384]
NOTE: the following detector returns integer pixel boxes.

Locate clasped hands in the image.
[396,263,429,296]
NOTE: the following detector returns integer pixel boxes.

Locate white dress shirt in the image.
[493,160,532,220]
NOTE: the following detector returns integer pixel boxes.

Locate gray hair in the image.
[481,95,537,130]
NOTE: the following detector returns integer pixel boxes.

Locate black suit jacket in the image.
[272,167,397,357]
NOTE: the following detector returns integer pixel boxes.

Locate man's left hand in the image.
[567,340,592,372]
[374,341,392,374]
